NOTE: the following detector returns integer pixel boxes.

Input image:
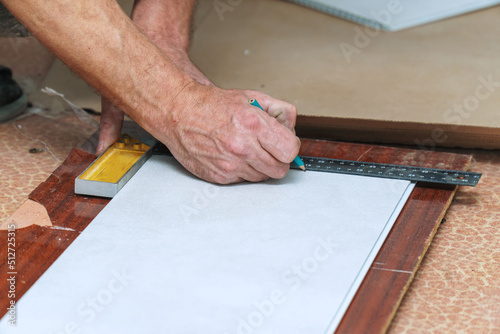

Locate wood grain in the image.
[0,149,109,316]
[296,116,500,149]
[0,141,471,334]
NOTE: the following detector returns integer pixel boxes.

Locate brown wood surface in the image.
[297,115,500,149]
[0,140,471,333]
[0,149,109,316]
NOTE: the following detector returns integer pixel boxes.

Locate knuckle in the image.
[239,113,262,132]
[272,163,290,179]
[289,104,298,119]
[267,117,284,134]
[243,89,259,95]
[226,138,252,157]
[278,105,297,130]
[270,117,287,132]
[284,139,301,163]
[208,168,234,184]
[219,160,239,175]
[212,174,230,185]
[99,110,123,135]
[251,174,269,183]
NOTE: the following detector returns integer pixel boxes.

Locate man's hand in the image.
[141,84,300,184]
[99,82,300,183]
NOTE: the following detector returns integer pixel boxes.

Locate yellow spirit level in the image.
[75,134,152,198]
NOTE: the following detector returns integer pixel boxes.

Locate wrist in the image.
[157,43,213,86]
[137,27,189,55]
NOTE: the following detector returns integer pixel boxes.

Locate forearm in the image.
[1,0,193,125]
[131,0,211,85]
[132,0,194,52]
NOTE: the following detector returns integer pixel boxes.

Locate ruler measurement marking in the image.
[291,156,481,187]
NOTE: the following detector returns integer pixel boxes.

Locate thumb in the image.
[97,98,124,155]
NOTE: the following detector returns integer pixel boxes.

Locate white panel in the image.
[1,156,414,333]
[287,0,500,31]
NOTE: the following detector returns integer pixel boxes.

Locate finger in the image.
[246,145,290,180]
[231,139,291,181]
[202,160,268,184]
[97,98,124,155]
[215,157,270,184]
[238,164,270,183]
[258,116,301,164]
[223,133,289,181]
[231,101,300,165]
[245,90,298,131]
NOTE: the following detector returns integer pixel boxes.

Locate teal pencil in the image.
[249,99,306,171]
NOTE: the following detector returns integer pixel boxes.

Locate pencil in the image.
[249,99,306,171]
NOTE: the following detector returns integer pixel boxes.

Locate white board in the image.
[0,156,414,333]
[286,0,500,31]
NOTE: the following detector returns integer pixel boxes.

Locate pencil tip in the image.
[299,165,306,171]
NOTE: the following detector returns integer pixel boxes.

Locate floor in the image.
[1,0,500,331]
[1,58,499,333]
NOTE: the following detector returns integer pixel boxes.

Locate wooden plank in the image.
[0,149,109,315]
[190,0,500,150]
[296,116,500,150]
[0,140,471,333]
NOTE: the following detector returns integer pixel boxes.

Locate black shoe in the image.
[0,65,27,121]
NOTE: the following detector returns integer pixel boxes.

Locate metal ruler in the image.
[290,156,481,187]
[152,143,481,187]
